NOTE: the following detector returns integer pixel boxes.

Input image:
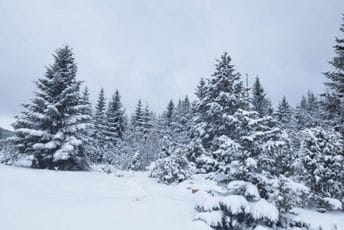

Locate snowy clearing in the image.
[0,165,212,230]
[0,165,343,230]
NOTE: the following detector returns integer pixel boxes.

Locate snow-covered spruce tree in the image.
[298,127,344,211]
[131,99,145,134]
[101,90,127,165]
[274,96,294,130]
[251,76,272,117]
[274,96,300,151]
[104,90,126,145]
[164,99,175,128]
[193,52,247,150]
[187,53,247,171]
[12,46,91,170]
[92,88,107,162]
[79,87,99,163]
[322,15,344,136]
[294,96,308,130]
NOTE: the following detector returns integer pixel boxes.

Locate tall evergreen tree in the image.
[164,99,175,128]
[94,88,106,140]
[322,15,344,135]
[12,46,91,170]
[193,52,247,149]
[274,96,294,130]
[105,90,126,145]
[251,76,271,117]
[131,99,145,133]
[143,105,154,137]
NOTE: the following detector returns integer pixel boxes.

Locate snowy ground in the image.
[0,165,343,230]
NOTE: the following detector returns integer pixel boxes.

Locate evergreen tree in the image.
[193,52,247,149]
[94,88,106,141]
[12,46,91,170]
[323,15,344,135]
[105,90,126,145]
[295,96,308,130]
[131,99,145,133]
[142,105,154,138]
[92,88,107,162]
[274,96,293,130]
[251,76,271,117]
[164,99,175,128]
[298,127,344,210]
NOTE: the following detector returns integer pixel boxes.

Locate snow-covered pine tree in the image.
[192,78,207,120]
[322,15,344,136]
[298,127,344,211]
[104,90,126,145]
[251,76,271,117]
[295,96,308,130]
[79,87,98,163]
[92,88,107,162]
[193,52,247,150]
[164,99,175,128]
[142,105,154,138]
[187,53,247,172]
[274,96,294,130]
[131,99,145,134]
[12,46,91,170]
[274,96,300,151]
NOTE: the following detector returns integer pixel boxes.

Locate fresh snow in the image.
[250,199,279,222]
[323,197,343,210]
[293,208,344,230]
[1,165,344,230]
[0,165,211,230]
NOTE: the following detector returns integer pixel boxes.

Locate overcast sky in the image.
[0,0,343,130]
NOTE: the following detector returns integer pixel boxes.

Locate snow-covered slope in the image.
[0,165,343,230]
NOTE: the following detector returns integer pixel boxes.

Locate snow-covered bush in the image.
[128,151,145,171]
[149,149,191,184]
[195,180,279,229]
[0,138,18,165]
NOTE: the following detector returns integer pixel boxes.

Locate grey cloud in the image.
[0,0,343,130]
